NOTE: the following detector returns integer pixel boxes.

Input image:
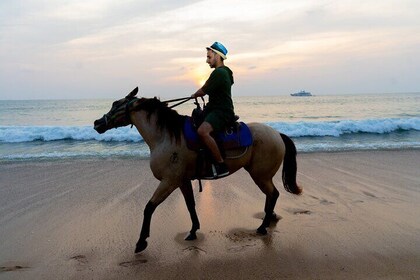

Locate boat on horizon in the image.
[291,90,312,97]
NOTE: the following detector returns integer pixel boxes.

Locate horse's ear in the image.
[126,87,138,99]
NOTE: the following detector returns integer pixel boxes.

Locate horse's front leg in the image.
[180,180,200,240]
[135,180,177,254]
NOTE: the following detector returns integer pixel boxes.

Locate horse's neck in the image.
[131,111,162,150]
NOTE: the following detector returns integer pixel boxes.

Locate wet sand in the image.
[1,150,419,279]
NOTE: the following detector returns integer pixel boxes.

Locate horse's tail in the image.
[280,133,302,195]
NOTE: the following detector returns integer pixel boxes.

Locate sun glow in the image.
[192,65,210,87]
[198,78,206,87]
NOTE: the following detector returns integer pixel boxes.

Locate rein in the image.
[121,96,192,127]
[163,97,192,108]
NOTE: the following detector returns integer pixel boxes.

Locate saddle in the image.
[183,116,253,186]
[184,99,253,184]
[185,97,253,152]
[183,117,253,152]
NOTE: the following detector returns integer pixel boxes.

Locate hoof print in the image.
[0,265,30,272]
[70,255,88,265]
[69,255,89,271]
[183,246,207,254]
[119,259,148,267]
[362,191,377,198]
[294,209,312,215]
[228,244,256,253]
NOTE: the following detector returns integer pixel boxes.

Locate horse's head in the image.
[94,87,139,134]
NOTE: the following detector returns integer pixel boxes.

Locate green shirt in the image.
[201,66,234,116]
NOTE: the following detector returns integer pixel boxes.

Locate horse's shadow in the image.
[173,212,282,253]
[175,232,206,245]
[253,211,282,225]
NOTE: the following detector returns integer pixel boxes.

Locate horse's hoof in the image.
[135,240,148,254]
[185,232,197,241]
[257,227,267,235]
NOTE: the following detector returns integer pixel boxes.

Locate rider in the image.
[191,42,235,178]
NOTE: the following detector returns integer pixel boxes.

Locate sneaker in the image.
[213,162,229,178]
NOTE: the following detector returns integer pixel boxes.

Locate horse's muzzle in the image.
[94,117,107,134]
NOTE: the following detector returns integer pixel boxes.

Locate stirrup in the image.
[202,163,229,179]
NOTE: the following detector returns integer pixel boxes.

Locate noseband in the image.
[100,113,107,125]
[102,98,138,127]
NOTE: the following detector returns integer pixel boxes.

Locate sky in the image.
[0,0,419,100]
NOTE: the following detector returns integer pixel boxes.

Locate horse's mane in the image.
[133,97,186,142]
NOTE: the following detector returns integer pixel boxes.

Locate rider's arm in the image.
[192,68,222,98]
[191,88,206,99]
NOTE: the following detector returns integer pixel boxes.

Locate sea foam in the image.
[0,118,419,143]
[268,118,419,137]
[0,126,142,143]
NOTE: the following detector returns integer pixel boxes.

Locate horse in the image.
[93,87,302,254]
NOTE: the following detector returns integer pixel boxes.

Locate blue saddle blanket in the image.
[183,117,253,151]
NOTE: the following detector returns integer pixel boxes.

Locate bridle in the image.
[102,97,139,127]
[103,96,193,127]
[125,98,137,123]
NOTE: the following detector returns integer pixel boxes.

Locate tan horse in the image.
[94,87,302,254]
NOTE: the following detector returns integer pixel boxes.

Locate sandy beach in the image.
[0,150,419,279]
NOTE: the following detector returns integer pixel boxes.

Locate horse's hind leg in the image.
[180,181,200,240]
[255,179,280,235]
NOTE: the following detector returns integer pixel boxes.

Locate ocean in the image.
[0,93,419,161]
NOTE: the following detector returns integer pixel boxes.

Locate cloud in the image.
[0,0,419,99]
